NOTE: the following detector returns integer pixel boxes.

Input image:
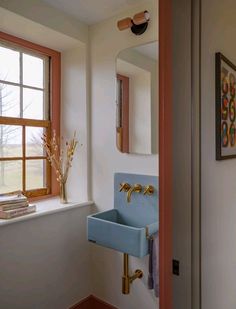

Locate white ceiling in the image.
[41,0,148,25]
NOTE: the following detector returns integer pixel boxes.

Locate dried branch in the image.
[41,131,78,185]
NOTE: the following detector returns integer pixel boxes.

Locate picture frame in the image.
[216,52,236,160]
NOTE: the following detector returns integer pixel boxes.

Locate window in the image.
[0,32,60,198]
[116,74,129,153]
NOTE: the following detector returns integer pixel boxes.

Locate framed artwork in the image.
[216,52,236,160]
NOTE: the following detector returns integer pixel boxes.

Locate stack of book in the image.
[0,192,36,219]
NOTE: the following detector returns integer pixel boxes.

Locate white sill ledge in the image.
[0,197,94,227]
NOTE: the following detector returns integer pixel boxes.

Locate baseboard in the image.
[69,295,118,309]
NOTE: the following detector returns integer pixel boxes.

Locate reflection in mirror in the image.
[116,41,158,155]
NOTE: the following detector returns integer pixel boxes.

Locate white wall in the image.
[0,205,92,309]
[90,1,158,308]
[201,0,236,308]
[0,0,88,43]
[61,46,89,202]
[0,6,91,309]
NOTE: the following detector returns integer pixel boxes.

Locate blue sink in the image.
[88,209,157,257]
[87,173,158,258]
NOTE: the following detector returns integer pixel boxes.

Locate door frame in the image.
[159,0,202,308]
[191,0,201,307]
[159,0,173,308]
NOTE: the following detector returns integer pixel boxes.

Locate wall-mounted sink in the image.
[88,209,158,258]
[87,173,158,258]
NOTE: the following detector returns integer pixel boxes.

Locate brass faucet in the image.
[127,184,142,203]
[143,185,154,195]
[119,183,131,192]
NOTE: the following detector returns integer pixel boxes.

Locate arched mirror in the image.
[116,41,158,155]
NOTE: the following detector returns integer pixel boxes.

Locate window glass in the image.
[23,88,44,120]
[23,53,44,88]
[0,161,22,193]
[0,46,20,83]
[26,126,45,157]
[26,159,46,190]
[0,83,20,118]
[0,125,22,157]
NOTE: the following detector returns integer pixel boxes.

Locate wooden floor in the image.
[70,295,118,309]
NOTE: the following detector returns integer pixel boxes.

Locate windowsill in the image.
[0,197,94,227]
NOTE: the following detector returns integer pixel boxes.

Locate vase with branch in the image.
[42,131,78,204]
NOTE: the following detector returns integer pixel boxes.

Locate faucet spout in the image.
[126,184,142,203]
[127,187,135,203]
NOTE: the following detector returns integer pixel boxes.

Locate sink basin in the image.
[87,173,158,258]
[87,209,158,258]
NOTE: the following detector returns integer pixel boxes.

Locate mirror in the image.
[116,41,158,155]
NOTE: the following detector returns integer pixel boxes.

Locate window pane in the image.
[26,159,46,190]
[0,160,22,194]
[0,83,20,117]
[23,53,44,88]
[26,127,45,157]
[0,46,20,83]
[23,88,44,119]
[0,125,22,157]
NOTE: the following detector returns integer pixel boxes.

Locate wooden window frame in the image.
[116,74,129,153]
[0,31,60,199]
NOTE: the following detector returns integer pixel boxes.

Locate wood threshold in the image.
[69,295,118,309]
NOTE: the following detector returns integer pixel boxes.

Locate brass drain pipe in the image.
[122,253,143,294]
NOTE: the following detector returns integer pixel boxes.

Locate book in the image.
[0,205,36,219]
[0,201,29,211]
[0,191,28,205]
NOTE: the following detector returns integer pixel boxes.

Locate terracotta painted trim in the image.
[69,295,118,309]
[0,31,60,57]
[50,46,61,196]
[159,0,173,309]
[0,31,61,196]
[117,74,129,153]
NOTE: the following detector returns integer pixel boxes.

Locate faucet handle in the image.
[119,183,131,192]
[133,184,142,193]
[143,185,155,195]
